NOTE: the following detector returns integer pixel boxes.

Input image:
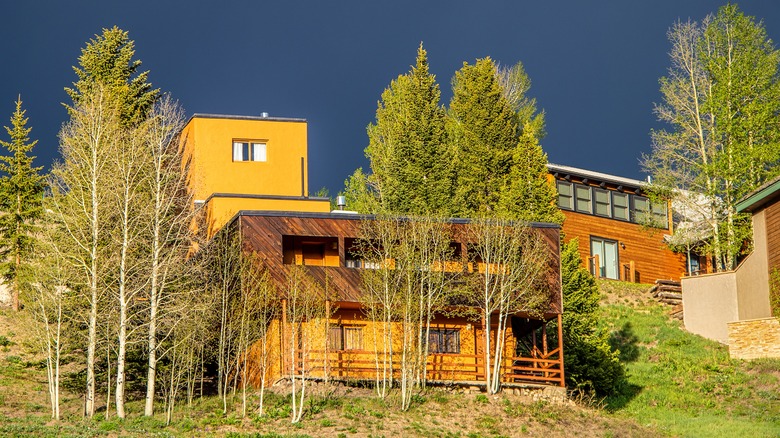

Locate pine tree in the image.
[360,44,451,215]
[0,97,44,312]
[448,57,518,218]
[65,26,159,126]
[496,62,562,224]
[559,238,623,395]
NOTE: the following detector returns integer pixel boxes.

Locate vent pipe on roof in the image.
[337,196,346,210]
[261,112,269,118]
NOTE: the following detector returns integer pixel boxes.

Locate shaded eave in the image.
[226,210,561,230]
[736,175,780,213]
[548,162,647,190]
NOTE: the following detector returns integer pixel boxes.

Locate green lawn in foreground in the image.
[602,301,780,437]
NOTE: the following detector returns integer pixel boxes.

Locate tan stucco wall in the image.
[727,317,780,360]
[681,210,774,342]
[736,210,772,319]
[682,272,739,343]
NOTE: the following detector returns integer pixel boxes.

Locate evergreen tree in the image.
[496,63,562,224]
[353,44,451,215]
[0,97,44,312]
[65,26,159,126]
[559,238,624,395]
[448,57,518,218]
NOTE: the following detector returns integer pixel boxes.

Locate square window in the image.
[232,141,267,162]
[428,329,460,354]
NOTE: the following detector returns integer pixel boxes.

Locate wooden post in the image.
[557,314,565,387]
[593,254,600,278]
[629,261,636,283]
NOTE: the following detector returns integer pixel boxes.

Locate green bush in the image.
[559,238,625,396]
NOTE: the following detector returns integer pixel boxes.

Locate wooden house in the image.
[182,113,565,389]
[548,163,687,283]
[228,211,565,388]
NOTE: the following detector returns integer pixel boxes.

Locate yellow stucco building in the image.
[180,113,331,235]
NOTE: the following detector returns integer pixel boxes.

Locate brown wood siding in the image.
[238,214,562,314]
[560,209,686,283]
[765,199,780,274]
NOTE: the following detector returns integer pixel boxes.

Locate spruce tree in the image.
[0,97,44,312]
[496,62,563,224]
[65,26,159,126]
[559,238,624,395]
[360,44,451,215]
[448,57,518,218]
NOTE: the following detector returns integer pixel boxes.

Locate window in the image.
[612,193,629,221]
[557,181,573,210]
[652,202,668,228]
[232,141,267,162]
[428,329,460,354]
[594,188,611,217]
[575,185,592,214]
[633,196,650,223]
[329,326,363,351]
[591,237,619,280]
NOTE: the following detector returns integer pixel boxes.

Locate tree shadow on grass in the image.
[604,321,642,410]
[609,321,641,363]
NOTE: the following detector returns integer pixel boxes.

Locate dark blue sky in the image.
[2,1,779,195]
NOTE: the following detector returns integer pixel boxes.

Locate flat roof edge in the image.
[234,210,561,229]
[188,113,307,123]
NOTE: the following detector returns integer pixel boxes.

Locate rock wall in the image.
[727,317,780,360]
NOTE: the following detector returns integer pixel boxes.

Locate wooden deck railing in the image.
[289,349,564,387]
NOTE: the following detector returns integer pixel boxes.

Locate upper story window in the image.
[633,196,650,222]
[594,188,611,217]
[233,141,266,162]
[575,185,592,214]
[554,179,668,228]
[612,192,629,220]
[557,181,573,210]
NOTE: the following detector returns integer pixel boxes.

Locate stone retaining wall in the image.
[727,317,780,360]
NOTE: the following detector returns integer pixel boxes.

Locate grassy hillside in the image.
[0,280,778,437]
[598,280,780,437]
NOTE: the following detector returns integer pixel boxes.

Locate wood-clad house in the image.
[548,163,687,283]
[181,113,565,389]
[228,211,565,388]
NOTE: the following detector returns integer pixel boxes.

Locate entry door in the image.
[591,238,619,280]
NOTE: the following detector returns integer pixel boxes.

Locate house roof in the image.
[187,113,307,124]
[547,163,649,190]
[230,210,562,229]
[736,175,780,213]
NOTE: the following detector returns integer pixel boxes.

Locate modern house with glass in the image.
[548,163,687,283]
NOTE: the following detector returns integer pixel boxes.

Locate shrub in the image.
[559,238,625,396]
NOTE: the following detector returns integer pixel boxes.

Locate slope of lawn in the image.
[599,280,780,437]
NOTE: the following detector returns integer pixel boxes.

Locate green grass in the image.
[600,288,780,437]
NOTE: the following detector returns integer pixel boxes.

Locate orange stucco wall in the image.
[181,115,330,235]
